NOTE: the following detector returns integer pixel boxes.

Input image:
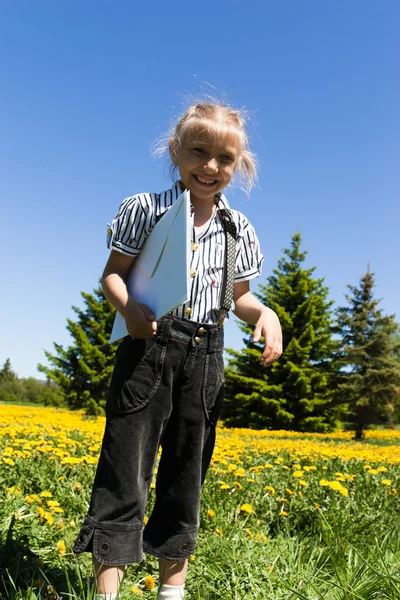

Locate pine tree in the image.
[38,286,117,414]
[223,233,339,432]
[335,269,400,439]
[0,359,17,382]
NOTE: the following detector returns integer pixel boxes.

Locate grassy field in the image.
[0,404,399,600]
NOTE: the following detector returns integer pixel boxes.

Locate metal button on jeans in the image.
[194,337,201,344]
[180,543,189,552]
[197,327,205,335]
[100,542,110,553]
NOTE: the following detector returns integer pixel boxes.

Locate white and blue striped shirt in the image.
[107,181,264,324]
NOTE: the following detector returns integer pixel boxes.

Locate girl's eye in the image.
[220,155,234,165]
[193,147,207,155]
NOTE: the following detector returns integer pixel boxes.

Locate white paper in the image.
[109,190,191,343]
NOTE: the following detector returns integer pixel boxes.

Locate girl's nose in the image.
[204,157,218,172]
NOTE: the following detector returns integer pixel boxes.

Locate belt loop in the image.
[156,317,173,346]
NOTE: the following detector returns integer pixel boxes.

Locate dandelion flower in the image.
[130,586,143,595]
[234,481,243,490]
[381,480,391,486]
[239,503,255,514]
[57,540,66,558]
[244,528,253,539]
[215,529,223,536]
[143,575,156,590]
[207,509,215,518]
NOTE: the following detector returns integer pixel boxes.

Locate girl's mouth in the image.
[193,174,218,186]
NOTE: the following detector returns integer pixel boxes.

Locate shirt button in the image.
[197,327,205,335]
[192,243,199,251]
[184,307,192,316]
[190,269,197,277]
[194,336,201,344]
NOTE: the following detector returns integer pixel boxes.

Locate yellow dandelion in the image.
[47,500,60,508]
[215,529,223,536]
[73,482,82,493]
[285,488,295,495]
[69,520,76,528]
[368,469,378,475]
[235,467,245,477]
[280,511,288,517]
[207,509,215,518]
[57,540,66,558]
[130,586,143,596]
[244,528,253,539]
[298,480,308,487]
[143,575,156,590]
[389,489,397,496]
[264,485,276,495]
[143,516,149,525]
[37,506,45,519]
[278,498,288,503]
[45,512,54,526]
[381,480,391,486]
[40,491,53,498]
[220,483,230,490]
[239,503,255,514]
[234,481,243,490]
[190,554,195,561]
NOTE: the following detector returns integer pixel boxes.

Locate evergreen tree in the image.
[223,233,339,432]
[0,359,17,382]
[335,270,400,439]
[38,286,117,414]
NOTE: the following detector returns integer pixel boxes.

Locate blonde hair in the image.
[155,101,258,194]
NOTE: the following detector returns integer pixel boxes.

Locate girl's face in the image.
[171,123,242,205]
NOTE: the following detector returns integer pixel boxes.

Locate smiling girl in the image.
[73,101,282,599]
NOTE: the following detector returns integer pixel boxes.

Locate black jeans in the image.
[73,315,225,565]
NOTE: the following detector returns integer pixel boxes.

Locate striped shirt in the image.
[107,181,264,324]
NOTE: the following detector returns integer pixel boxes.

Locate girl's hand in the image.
[253,308,283,366]
[123,301,157,339]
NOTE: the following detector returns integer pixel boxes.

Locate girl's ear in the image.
[169,138,178,165]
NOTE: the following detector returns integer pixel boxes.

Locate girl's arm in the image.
[232,281,282,366]
[101,251,157,338]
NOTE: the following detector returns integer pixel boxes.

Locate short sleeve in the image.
[106,194,154,256]
[234,217,264,282]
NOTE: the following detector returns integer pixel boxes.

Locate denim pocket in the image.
[202,351,225,422]
[107,336,166,415]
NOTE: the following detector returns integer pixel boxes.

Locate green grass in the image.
[1,405,399,599]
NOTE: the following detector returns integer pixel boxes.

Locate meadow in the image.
[0,405,399,600]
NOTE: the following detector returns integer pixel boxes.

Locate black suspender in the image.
[216,208,237,328]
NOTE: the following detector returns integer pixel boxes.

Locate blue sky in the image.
[1,1,399,378]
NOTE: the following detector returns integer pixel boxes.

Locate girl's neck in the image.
[178,180,221,226]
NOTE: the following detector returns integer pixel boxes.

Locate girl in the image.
[73,101,282,599]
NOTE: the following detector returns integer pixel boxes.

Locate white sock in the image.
[94,594,117,600]
[158,583,185,599]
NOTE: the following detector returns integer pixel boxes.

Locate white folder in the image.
[109,190,191,343]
